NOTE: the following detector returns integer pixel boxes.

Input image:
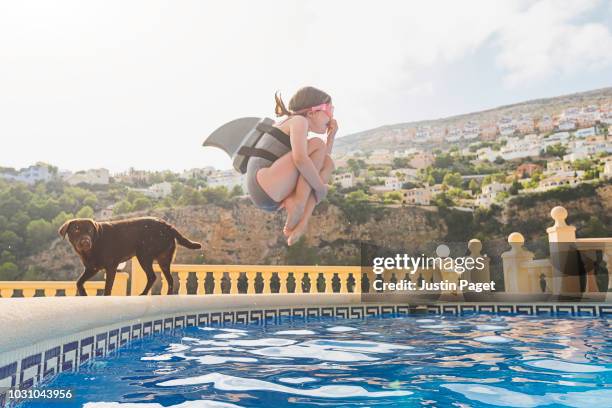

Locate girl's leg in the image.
[256,138,327,223]
[287,155,335,246]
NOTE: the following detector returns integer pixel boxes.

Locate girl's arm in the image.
[289,116,327,193]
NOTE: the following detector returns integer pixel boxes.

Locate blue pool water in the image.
[19,313,612,408]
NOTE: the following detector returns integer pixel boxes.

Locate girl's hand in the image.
[327,119,338,139]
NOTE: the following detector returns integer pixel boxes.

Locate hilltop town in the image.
[330,88,612,210]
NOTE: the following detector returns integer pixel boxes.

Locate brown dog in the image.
[59,217,202,296]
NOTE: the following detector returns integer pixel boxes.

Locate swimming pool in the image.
[17,313,612,408]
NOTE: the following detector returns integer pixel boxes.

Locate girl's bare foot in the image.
[282,196,305,233]
[287,219,309,246]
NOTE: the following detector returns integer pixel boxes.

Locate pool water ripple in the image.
[19,314,612,408]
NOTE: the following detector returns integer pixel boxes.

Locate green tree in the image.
[76,206,94,218]
[114,200,133,215]
[0,262,19,280]
[442,172,462,188]
[230,185,244,197]
[25,219,55,250]
[546,143,567,158]
[132,197,153,211]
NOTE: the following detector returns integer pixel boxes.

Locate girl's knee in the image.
[324,155,335,171]
[307,137,326,153]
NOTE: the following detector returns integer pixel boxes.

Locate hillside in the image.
[333,87,612,155]
[25,180,612,287]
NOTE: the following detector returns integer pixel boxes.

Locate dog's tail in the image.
[172,227,202,250]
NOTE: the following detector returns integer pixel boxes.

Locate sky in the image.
[0,0,611,173]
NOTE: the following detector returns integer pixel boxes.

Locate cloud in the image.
[494,0,612,87]
[0,0,610,171]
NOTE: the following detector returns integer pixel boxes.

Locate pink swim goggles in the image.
[296,103,334,119]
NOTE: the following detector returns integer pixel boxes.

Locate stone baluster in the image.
[178,271,189,295]
[546,206,580,298]
[501,232,534,293]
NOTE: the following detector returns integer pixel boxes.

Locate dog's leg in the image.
[76,267,97,296]
[103,265,118,296]
[136,256,156,295]
[156,244,176,295]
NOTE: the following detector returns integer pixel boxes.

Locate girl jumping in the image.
[245,86,337,246]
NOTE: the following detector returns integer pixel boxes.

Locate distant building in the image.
[207,169,246,190]
[402,188,432,205]
[558,119,576,131]
[366,149,393,165]
[538,175,580,191]
[333,172,355,189]
[383,176,402,191]
[181,167,215,179]
[462,121,480,140]
[146,182,173,199]
[113,168,149,185]
[409,152,434,169]
[499,134,541,160]
[603,159,612,179]
[476,182,509,207]
[515,163,542,178]
[414,127,431,143]
[0,163,54,184]
[536,115,554,133]
[498,116,517,137]
[517,114,534,134]
[99,204,115,220]
[574,127,596,138]
[446,127,462,142]
[480,123,498,140]
[64,168,109,185]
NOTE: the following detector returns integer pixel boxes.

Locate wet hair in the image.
[274,86,332,117]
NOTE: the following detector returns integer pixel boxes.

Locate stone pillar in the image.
[501,232,534,293]
[546,206,580,300]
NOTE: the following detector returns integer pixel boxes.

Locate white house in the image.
[476,182,509,207]
[64,168,110,185]
[537,115,554,133]
[333,172,355,189]
[603,160,612,179]
[545,160,575,177]
[462,121,480,140]
[446,127,462,142]
[207,169,246,190]
[181,167,215,179]
[382,176,402,191]
[402,188,432,205]
[574,127,596,138]
[146,181,173,199]
[414,127,431,143]
[498,116,516,137]
[558,119,576,131]
[538,175,581,191]
[499,134,542,160]
[542,132,570,148]
[477,147,499,162]
[0,163,54,184]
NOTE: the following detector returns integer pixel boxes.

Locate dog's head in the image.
[58,218,100,254]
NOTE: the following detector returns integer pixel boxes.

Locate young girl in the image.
[245,86,337,246]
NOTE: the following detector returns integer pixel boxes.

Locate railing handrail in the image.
[154,264,361,273]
